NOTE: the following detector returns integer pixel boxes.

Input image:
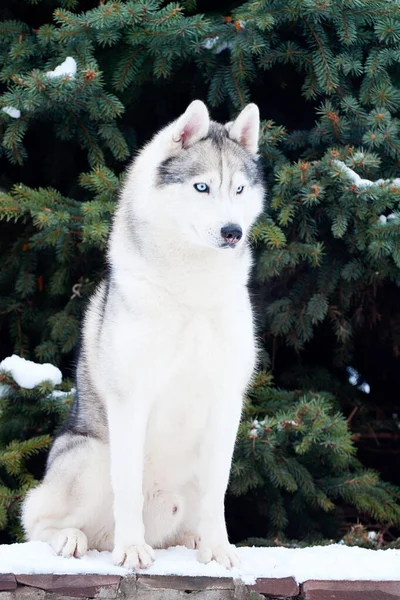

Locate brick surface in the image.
[302,580,400,600]
[137,575,234,590]
[249,576,298,596]
[0,576,16,592]
[0,573,398,600]
[14,575,121,598]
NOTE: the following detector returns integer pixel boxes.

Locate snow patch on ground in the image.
[0,355,62,389]
[47,57,77,79]
[1,542,400,584]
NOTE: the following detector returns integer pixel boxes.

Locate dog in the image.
[22,100,265,570]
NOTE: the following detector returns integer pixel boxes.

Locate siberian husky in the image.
[22,100,265,570]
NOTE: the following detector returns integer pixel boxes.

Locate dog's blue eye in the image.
[194,183,209,193]
[236,185,244,195]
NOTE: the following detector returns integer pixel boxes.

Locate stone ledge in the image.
[248,576,299,596]
[302,579,400,599]
[0,576,17,592]
[137,575,235,590]
[15,576,121,598]
[1,574,400,599]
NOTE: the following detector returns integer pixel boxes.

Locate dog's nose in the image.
[221,224,242,244]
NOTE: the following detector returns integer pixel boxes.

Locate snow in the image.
[347,366,359,386]
[379,213,398,224]
[47,57,77,80]
[358,382,370,394]
[1,542,400,584]
[0,355,62,389]
[347,366,370,394]
[202,21,245,53]
[2,106,21,119]
[51,388,75,399]
[202,36,230,53]
[333,160,400,189]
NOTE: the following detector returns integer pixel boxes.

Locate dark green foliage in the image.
[255,148,400,359]
[2,0,400,545]
[231,372,400,543]
[0,368,70,542]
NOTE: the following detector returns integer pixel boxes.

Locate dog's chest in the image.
[145,297,255,458]
[164,296,254,389]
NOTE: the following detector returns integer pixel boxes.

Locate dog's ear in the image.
[227,104,260,156]
[172,100,210,149]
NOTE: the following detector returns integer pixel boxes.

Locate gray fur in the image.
[97,274,110,332]
[46,432,89,472]
[157,121,263,188]
[55,382,107,441]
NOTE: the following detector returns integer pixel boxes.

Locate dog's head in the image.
[127,100,265,251]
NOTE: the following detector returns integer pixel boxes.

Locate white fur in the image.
[173,99,210,147]
[22,101,264,570]
[226,104,260,156]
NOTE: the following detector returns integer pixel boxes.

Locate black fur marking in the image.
[243,157,264,187]
[157,157,178,185]
[206,122,229,148]
[45,432,88,473]
[47,354,108,468]
[45,275,110,473]
[157,120,262,187]
[157,156,200,185]
[204,122,263,186]
[55,389,93,439]
[98,272,110,331]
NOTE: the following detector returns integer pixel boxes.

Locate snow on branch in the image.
[202,36,231,53]
[0,355,62,389]
[333,160,400,190]
[2,106,21,119]
[47,57,77,80]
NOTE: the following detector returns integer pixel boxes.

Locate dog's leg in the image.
[22,437,112,556]
[196,398,242,569]
[107,399,155,570]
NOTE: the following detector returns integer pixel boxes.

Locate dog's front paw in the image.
[52,528,88,558]
[198,542,240,569]
[113,543,155,570]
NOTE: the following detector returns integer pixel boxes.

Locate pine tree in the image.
[230,371,400,545]
[0,364,71,543]
[2,0,400,544]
